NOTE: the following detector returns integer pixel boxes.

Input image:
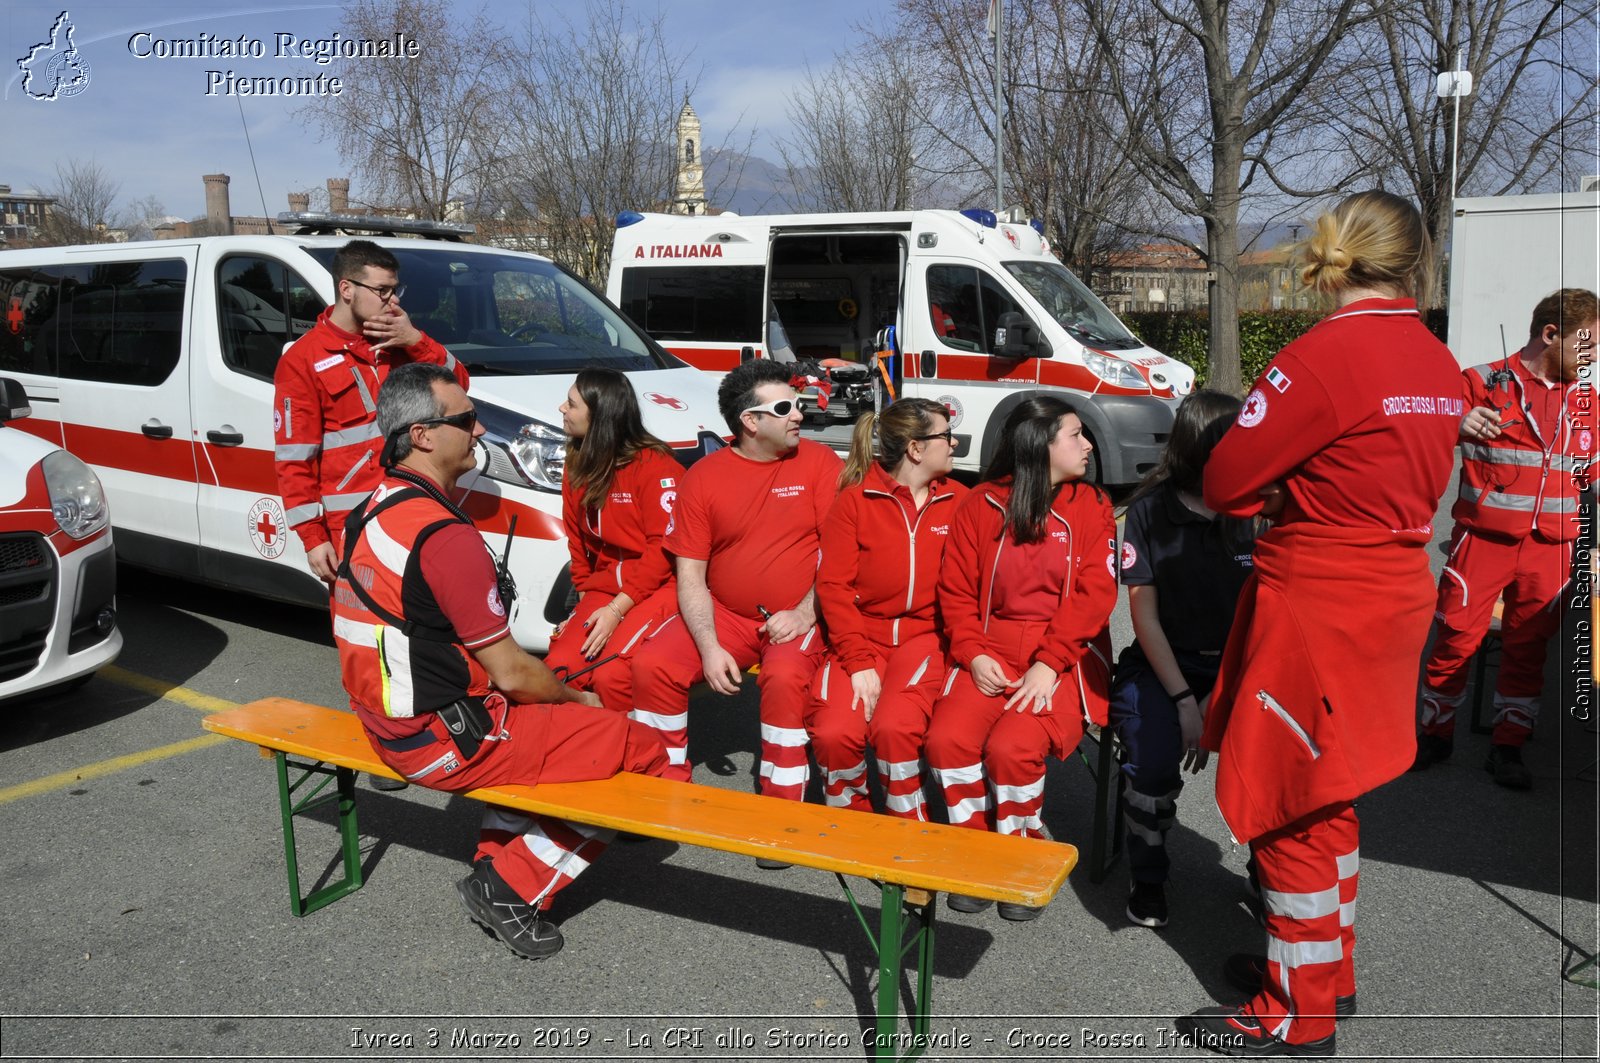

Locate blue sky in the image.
[2,0,883,221]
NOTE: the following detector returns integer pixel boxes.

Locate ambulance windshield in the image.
[305,246,679,374]
[1004,261,1140,351]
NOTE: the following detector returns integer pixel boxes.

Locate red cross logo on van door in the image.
[6,296,24,335]
[256,510,278,545]
[645,393,687,411]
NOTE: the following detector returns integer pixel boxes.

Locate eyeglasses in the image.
[742,398,797,419]
[914,430,956,444]
[347,279,406,302]
[414,408,477,433]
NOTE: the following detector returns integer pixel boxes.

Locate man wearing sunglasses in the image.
[623,360,842,829]
[331,364,670,960]
[274,239,469,587]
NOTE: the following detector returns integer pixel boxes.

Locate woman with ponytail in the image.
[806,399,965,819]
[1176,191,1460,1056]
[924,396,1117,921]
[545,368,682,704]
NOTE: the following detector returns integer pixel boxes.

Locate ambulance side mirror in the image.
[994,312,1051,359]
[0,377,31,423]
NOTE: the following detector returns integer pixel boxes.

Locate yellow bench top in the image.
[204,697,1077,906]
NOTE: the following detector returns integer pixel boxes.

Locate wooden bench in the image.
[202,698,1077,1061]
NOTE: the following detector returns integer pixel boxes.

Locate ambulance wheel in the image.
[1084,431,1102,487]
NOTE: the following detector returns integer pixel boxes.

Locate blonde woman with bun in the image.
[806,399,965,819]
[1176,191,1461,1056]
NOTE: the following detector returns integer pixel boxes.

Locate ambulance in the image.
[0,216,724,651]
[608,208,1194,485]
[0,377,121,701]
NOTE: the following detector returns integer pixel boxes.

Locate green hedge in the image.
[1123,309,1449,389]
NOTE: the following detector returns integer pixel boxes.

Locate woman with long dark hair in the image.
[805,398,966,819]
[546,368,682,707]
[1108,390,1255,931]
[1176,190,1460,1055]
[924,396,1116,920]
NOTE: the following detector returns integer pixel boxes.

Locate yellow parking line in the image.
[99,664,240,714]
[0,667,239,806]
[0,734,230,805]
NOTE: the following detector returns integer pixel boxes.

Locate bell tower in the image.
[672,96,706,216]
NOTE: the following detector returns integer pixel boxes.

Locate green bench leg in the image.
[1086,727,1125,883]
[273,752,364,917]
[840,876,935,1061]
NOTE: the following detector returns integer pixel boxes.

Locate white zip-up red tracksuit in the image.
[924,480,1115,839]
[1202,297,1460,1047]
[1420,356,1593,746]
[806,464,966,818]
[331,471,668,908]
[273,308,468,554]
[544,448,682,708]
[626,441,841,794]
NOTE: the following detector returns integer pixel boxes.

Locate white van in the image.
[0,216,724,651]
[0,377,121,701]
[608,209,1194,484]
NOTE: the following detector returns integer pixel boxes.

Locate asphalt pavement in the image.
[0,488,1596,1062]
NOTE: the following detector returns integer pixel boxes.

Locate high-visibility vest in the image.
[331,478,492,721]
[1452,362,1593,542]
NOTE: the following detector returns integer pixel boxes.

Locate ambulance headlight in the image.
[506,421,566,490]
[42,450,110,539]
[1083,350,1148,390]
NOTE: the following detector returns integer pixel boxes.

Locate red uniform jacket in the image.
[273,308,467,552]
[562,448,681,603]
[1452,357,1592,542]
[1202,298,1460,842]
[816,463,966,672]
[937,480,1116,724]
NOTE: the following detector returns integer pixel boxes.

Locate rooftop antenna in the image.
[237,95,274,234]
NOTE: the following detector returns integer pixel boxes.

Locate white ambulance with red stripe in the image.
[0,216,722,651]
[608,209,1193,484]
[0,377,120,700]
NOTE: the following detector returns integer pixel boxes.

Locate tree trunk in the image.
[1206,147,1244,395]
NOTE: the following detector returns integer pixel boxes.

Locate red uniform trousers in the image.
[543,589,678,710]
[924,618,1086,838]
[1420,527,1569,746]
[628,596,826,796]
[370,695,667,907]
[803,627,945,819]
[1244,803,1360,1047]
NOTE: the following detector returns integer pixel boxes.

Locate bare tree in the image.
[872,0,1157,284]
[302,0,506,221]
[35,159,122,245]
[1339,0,1598,304]
[1083,0,1370,394]
[774,41,945,212]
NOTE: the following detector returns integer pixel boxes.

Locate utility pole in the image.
[988,0,1004,215]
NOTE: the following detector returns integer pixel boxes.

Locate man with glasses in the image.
[621,360,841,833]
[331,364,669,960]
[274,239,469,587]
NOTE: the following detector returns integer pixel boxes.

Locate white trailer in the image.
[1448,191,1600,366]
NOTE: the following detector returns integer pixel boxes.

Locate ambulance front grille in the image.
[0,532,56,682]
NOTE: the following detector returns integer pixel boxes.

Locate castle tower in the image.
[202,173,233,234]
[672,97,706,216]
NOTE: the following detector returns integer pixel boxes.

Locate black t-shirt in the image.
[1119,484,1255,653]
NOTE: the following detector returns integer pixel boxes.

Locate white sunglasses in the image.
[742,398,797,418]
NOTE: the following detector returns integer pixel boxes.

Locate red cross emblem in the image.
[645,393,687,411]
[255,511,279,545]
[6,297,24,336]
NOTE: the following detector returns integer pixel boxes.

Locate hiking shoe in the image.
[1126,881,1169,928]
[1408,733,1454,772]
[947,893,993,913]
[1175,1005,1335,1056]
[1485,744,1532,789]
[370,773,409,791]
[1222,953,1356,1018]
[455,859,563,960]
[755,857,792,870]
[997,901,1045,921]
